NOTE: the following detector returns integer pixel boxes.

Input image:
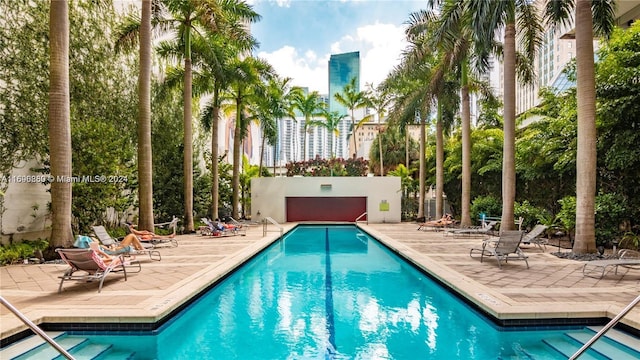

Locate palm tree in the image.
[467,0,542,230]
[118,0,260,231]
[48,0,73,248]
[544,0,614,253]
[191,30,253,221]
[248,76,298,175]
[319,108,347,158]
[404,12,461,220]
[412,2,476,225]
[333,77,369,158]
[224,56,274,219]
[291,90,325,161]
[370,124,412,176]
[136,0,154,230]
[382,50,437,219]
[365,84,391,176]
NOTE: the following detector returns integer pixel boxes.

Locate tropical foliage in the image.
[286,158,369,177]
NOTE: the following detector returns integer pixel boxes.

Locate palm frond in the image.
[544,0,574,29]
[516,0,543,61]
[591,0,616,38]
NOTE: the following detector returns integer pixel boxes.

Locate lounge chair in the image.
[444,221,498,238]
[417,214,456,232]
[582,249,640,278]
[521,224,549,251]
[146,216,179,247]
[92,225,161,261]
[469,230,529,269]
[56,248,139,293]
[228,216,259,228]
[125,218,179,248]
[201,218,245,237]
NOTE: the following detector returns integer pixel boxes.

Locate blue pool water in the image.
[40,225,639,359]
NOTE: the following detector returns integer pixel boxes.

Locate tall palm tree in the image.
[382,49,437,219]
[319,108,347,158]
[544,0,614,253]
[190,30,253,221]
[365,84,391,176]
[404,11,462,220]
[333,77,369,158]
[468,0,542,230]
[136,0,154,230]
[118,0,260,231]
[48,0,73,248]
[249,76,298,175]
[224,56,274,219]
[291,90,325,162]
[412,2,476,225]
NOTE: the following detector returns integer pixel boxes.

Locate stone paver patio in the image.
[1,222,639,345]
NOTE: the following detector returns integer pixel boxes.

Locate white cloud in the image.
[246,0,291,7]
[257,46,329,93]
[258,22,407,94]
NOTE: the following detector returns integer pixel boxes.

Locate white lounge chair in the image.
[445,221,497,238]
[470,230,529,269]
[582,249,640,278]
[521,224,549,251]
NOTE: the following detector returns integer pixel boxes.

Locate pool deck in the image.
[2,222,640,344]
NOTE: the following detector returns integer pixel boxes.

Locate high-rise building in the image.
[510,0,640,117]
[328,51,361,158]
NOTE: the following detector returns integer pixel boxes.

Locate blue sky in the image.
[249,0,424,94]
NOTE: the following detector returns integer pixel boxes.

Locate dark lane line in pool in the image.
[324,227,337,358]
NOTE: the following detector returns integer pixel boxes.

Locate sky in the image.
[249,0,425,94]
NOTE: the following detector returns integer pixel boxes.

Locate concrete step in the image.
[0,332,63,359]
[11,335,87,359]
[542,334,608,360]
[566,329,640,360]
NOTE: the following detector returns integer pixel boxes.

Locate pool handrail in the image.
[0,296,76,360]
[569,293,640,360]
[262,216,283,237]
[355,212,368,225]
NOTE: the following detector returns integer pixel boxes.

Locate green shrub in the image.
[515,201,551,230]
[595,192,627,247]
[619,231,640,250]
[470,195,502,224]
[556,196,576,240]
[0,239,48,265]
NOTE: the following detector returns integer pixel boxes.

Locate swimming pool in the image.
[16,225,640,359]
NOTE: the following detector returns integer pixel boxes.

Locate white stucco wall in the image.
[251,176,401,224]
[1,159,52,244]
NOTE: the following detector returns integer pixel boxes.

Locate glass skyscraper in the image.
[328,51,360,158]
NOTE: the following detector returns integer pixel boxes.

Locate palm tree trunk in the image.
[501,22,517,231]
[573,0,597,254]
[232,101,242,219]
[460,63,472,227]
[418,110,426,219]
[211,98,220,221]
[183,57,194,232]
[351,110,358,158]
[302,122,307,162]
[259,134,265,176]
[137,0,154,231]
[435,100,444,219]
[48,0,73,247]
[378,128,384,176]
[405,125,410,167]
